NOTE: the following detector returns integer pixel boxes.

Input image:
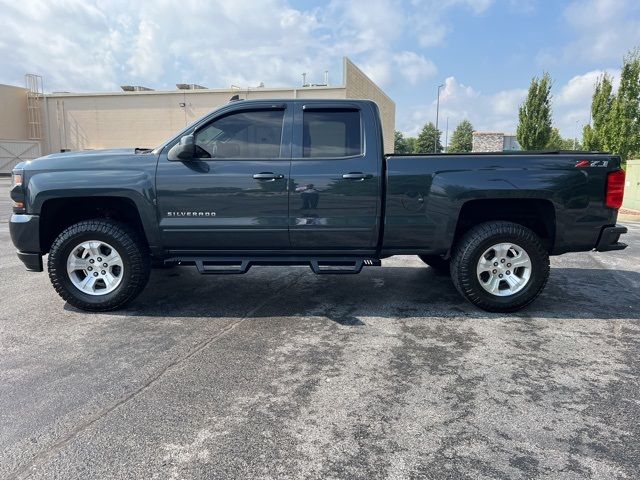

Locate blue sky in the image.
[1,0,638,141]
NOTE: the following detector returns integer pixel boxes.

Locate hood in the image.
[20,148,156,172]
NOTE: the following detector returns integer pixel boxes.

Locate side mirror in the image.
[167,135,195,161]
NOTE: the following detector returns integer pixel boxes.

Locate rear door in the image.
[156,103,292,251]
[289,102,381,250]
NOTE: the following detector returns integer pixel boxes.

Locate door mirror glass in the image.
[167,135,195,161]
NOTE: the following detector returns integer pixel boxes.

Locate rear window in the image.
[303,109,362,158]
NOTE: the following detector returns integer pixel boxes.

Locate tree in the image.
[546,127,581,150]
[394,130,411,154]
[415,122,442,153]
[517,73,553,150]
[406,136,417,153]
[448,120,474,152]
[608,49,640,161]
[583,74,614,151]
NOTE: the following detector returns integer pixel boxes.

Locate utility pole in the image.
[574,119,579,150]
[435,83,444,153]
[444,116,449,153]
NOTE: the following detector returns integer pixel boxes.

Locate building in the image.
[0,58,395,174]
[472,131,521,152]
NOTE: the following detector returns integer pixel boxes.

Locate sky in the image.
[1,0,639,142]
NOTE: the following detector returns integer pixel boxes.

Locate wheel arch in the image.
[39,196,151,254]
[453,198,556,253]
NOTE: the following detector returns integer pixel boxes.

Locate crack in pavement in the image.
[7,270,306,480]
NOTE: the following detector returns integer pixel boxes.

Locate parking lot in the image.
[1,176,639,479]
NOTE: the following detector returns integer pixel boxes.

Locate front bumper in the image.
[9,214,43,272]
[595,224,628,252]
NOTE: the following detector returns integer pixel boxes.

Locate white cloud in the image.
[556,69,621,106]
[539,0,640,65]
[393,51,438,85]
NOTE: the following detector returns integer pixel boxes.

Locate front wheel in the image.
[48,220,151,311]
[450,221,550,312]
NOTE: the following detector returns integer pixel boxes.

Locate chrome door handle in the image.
[342,172,370,180]
[253,172,284,180]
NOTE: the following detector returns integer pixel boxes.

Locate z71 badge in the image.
[575,159,609,168]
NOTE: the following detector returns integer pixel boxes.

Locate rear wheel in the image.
[48,220,151,311]
[418,255,450,274]
[450,221,549,312]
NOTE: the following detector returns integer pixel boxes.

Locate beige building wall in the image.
[343,58,396,153]
[39,57,395,154]
[0,84,29,141]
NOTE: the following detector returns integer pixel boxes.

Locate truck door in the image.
[156,103,292,250]
[289,102,381,250]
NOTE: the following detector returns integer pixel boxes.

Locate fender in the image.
[27,169,162,251]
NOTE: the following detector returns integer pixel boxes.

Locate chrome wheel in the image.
[66,241,124,295]
[476,242,531,297]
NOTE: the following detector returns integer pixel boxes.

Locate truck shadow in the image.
[88,266,640,323]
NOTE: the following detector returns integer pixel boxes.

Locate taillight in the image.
[605,169,625,209]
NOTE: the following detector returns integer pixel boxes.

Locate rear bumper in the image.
[10,214,43,272]
[595,224,628,252]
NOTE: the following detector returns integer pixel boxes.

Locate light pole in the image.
[444,116,449,153]
[435,83,444,153]
[574,119,579,150]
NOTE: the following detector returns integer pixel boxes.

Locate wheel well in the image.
[454,199,556,251]
[39,197,148,254]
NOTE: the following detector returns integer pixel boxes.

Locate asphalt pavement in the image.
[1,177,639,479]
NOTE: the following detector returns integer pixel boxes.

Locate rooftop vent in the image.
[176,83,206,90]
[120,85,154,92]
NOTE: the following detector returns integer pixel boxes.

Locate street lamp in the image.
[435,83,444,153]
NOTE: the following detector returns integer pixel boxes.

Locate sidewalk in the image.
[619,207,640,222]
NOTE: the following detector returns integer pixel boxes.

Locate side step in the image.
[165,256,381,275]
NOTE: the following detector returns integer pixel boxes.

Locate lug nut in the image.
[499,274,503,278]
[101,270,106,275]
[97,257,102,262]
[506,270,511,275]
[89,259,94,264]
[501,259,505,263]
[492,269,497,274]
[93,272,99,277]
[507,263,511,267]
[88,266,93,271]
[103,263,108,267]
[494,262,498,266]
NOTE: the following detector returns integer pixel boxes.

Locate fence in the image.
[0,140,41,175]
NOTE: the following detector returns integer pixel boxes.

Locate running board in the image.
[164,256,381,275]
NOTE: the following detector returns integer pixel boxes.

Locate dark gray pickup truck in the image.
[9,99,628,312]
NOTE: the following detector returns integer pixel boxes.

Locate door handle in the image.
[342,172,370,180]
[253,172,284,180]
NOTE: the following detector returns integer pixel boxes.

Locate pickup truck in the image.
[9,99,628,312]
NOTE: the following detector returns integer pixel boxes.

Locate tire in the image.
[418,255,450,274]
[48,219,151,311]
[450,221,550,312]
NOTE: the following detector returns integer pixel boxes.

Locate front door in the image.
[289,103,381,250]
[156,104,291,251]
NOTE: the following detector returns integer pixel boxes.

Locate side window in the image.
[194,109,284,159]
[303,109,362,158]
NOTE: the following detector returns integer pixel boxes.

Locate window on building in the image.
[303,109,362,158]
[195,109,284,159]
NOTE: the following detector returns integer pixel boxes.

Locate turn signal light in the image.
[605,169,625,209]
[12,172,22,186]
